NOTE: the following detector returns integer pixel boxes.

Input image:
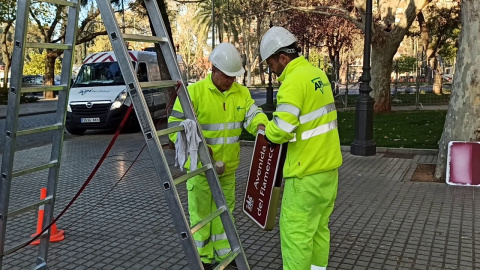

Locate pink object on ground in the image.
[446,141,480,185]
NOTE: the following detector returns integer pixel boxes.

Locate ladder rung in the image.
[3,235,47,256]
[21,85,67,93]
[156,125,184,137]
[12,161,58,178]
[173,165,212,186]
[122,34,168,44]
[191,206,227,234]
[7,196,53,218]
[26,42,72,50]
[17,123,63,136]
[215,248,241,269]
[139,80,178,90]
[37,0,77,7]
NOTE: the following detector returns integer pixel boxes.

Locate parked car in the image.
[21,75,61,87]
[65,51,171,135]
[22,75,44,87]
[442,74,453,82]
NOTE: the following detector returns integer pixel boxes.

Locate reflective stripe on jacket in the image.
[265,56,343,178]
[168,73,268,175]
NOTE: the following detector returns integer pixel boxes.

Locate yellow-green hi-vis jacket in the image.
[168,73,268,176]
[265,56,343,178]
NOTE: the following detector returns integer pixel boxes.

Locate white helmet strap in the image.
[275,47,298,55]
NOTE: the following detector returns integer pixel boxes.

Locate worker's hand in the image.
[257,124,266,131]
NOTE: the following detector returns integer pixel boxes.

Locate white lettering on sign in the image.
[260,147,275,197]
[257,198,263,216]
[254,146,266,190]
[246,195,254,211]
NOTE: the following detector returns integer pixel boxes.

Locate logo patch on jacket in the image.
[311,77,325,94]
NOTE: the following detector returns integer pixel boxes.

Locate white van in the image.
[66,51,182,135]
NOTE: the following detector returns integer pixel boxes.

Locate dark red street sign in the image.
[243,131,286,230]
[447,141,480,185]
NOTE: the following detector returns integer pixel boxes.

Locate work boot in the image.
[202,262,215,270]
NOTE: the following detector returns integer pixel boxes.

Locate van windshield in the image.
[72,62,135,87]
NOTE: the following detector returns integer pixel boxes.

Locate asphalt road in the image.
[0,113,118,154]
[249,88,278,105]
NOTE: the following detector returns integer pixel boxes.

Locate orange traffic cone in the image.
[31,188,65,245]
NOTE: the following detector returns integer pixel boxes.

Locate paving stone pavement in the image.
[1,132,479,269]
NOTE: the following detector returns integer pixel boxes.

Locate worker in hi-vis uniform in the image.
[168,42,268,269]
[260,26,343,270]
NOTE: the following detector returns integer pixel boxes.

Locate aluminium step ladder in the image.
[95,0,249,269]
[0,0,80,269]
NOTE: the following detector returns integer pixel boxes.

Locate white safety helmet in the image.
[209,42,245,77]
[260,26,297,62]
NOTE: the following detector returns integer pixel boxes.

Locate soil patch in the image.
[383,152,415,159]
[411,163,443,183]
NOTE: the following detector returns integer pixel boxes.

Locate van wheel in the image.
[66,126,86,135]
[123,118,141,133]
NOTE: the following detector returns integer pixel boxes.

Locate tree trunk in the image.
[334,50,340,95]
[1,21,13,88]
[432,67,443,94]
[3,63,10,88]
[418,12,429,56]
[145,0,176,118]
[418,11,432,85]
[305,38,310,60]
[429,56,443,94]
[256,17,265,85]
[371,42,397,113]
[246,41,252,87]
[354,0,429,112]
[435,0,480,180]
[44,50,58,99]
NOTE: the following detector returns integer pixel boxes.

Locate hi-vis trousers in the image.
[186,173,236,264]
[280,169,339,270]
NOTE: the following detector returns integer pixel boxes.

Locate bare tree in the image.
[234,0,273,86]
[287,1,360,92]
[28,2,108,98]
[435,0,480,180]
[418,1,460,94]
[0,0,15,88]
[275,0,429,112]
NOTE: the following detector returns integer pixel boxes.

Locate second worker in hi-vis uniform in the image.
[168,42,268,270]
[260,27,343,270]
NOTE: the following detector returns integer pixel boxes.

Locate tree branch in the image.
[47,6,62,39]
[78,9,100,33]
[76,31,108,44]
[172,0,203,3]
[29,8,47,40]
[273,2,364,31]
[274,1,351,14]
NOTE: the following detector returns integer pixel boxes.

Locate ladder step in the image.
[12,161,58,178]
[7,197,53,218]
[37,0,78,7]
[191,206,227,234]
[156,125,184,137]
[215,248,241,269]
[17,123,63,136]
[173,165,212,186]
[122,33,168,44]
[139,80,178,90]
[26,42,72,50]
[21,85,67,93]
